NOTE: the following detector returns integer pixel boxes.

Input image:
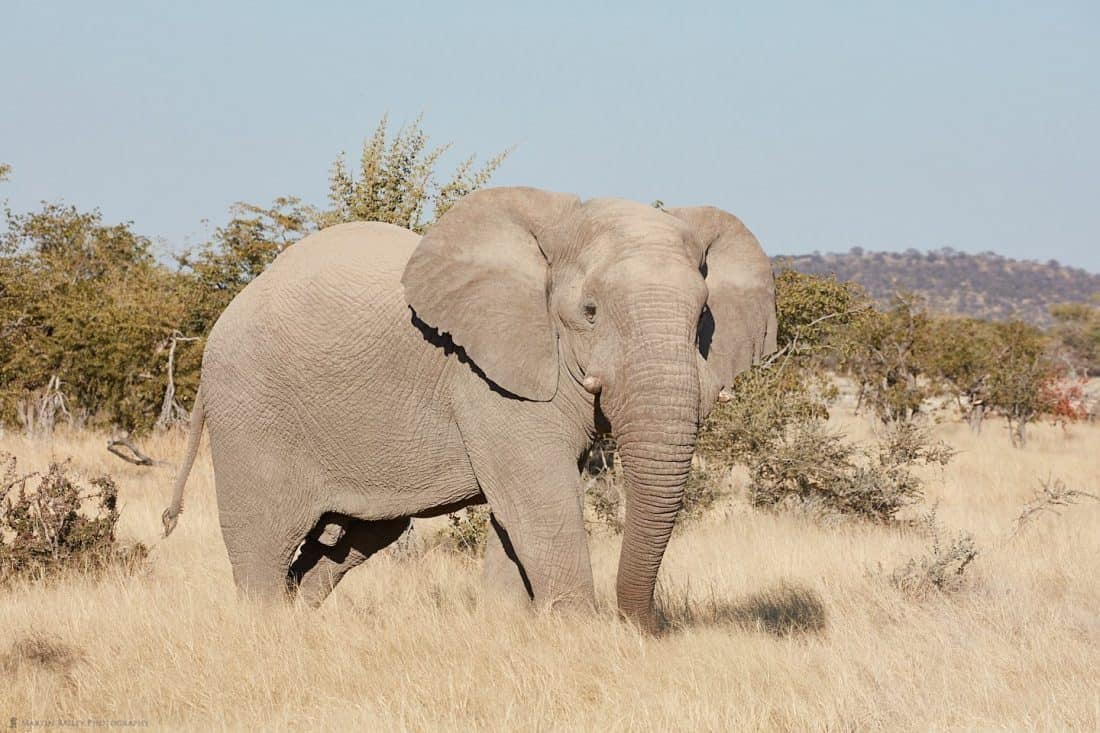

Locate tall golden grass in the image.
[2,411,1098,731]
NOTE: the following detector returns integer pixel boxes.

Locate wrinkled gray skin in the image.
[163,187,776,633]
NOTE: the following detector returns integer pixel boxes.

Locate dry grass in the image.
[2,412,1099,731]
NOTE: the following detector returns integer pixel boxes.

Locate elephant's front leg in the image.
[467,439,595,612]
[482,514,534,603]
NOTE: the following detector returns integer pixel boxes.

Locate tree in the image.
[841,293,935,423]
[925,316,999,432]
[0,203,187,433]
[1049,302,1100,376]
[985,321,1053,448]
[316,115,510,232]
[772,269,868,359]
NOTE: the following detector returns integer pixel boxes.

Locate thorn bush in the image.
[889,506,979,597]
[752,420,954,522]
[0,453,147,584]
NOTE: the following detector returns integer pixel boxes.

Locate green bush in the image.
[1049,302,1100,376]
[700,282,955,524]
[697,272,956,524]
[697,366,835,465]
[772,268,867,355]
[319,114,509,232]
[0,204,190,433]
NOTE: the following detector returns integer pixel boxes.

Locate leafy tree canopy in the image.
[0,116,510,434]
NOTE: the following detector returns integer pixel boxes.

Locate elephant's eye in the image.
[583,300,597,324]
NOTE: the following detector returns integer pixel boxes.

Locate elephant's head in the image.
[403,187,776,632]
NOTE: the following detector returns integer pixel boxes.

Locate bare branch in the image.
[1013,477,1099,536]
[759,305,871,372]
[106,437,169,467]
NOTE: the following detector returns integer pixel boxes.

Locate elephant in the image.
[162,186,776,633]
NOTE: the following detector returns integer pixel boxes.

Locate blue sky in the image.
[3,1,1099,271]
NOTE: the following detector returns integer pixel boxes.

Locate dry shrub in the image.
[889,506,979,598]
[583,455,721,534]
[0,453,147,584]
[700,349,955,524]
[585,466,624,533]
[752,420,955,523]
[435,506,490,556]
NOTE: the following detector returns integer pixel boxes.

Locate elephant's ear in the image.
[402,187,581,401]
[667,206,778,392]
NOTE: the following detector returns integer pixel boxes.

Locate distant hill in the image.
[775,248,1100,327]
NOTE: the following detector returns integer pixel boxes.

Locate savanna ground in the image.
[2,406,1099,731]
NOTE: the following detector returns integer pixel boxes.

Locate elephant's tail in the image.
[162,386,205,537]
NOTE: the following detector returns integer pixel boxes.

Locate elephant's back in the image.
[206,221,419,362]
[201,220,434,412]
[267,221,420,283]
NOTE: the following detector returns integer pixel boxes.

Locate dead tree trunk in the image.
[155,332,200,431]
[17,375,72,438]
[1009,412,1032,449]
[968,403,985,434]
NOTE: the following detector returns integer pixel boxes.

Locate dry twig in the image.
[1012,477,1099,536]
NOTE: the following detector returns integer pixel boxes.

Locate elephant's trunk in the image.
[609,338,700,634]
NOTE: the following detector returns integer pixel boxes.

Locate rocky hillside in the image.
[775,248,1099,326]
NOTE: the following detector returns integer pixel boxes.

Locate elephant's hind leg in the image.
[290,513,411,606]
[222,524,306,603]
[216,495,325,603]
[212,444,322,602]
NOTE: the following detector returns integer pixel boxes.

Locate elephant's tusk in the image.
[582,375,603,395]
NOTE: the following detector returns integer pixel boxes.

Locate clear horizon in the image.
[2,2,1098,273]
